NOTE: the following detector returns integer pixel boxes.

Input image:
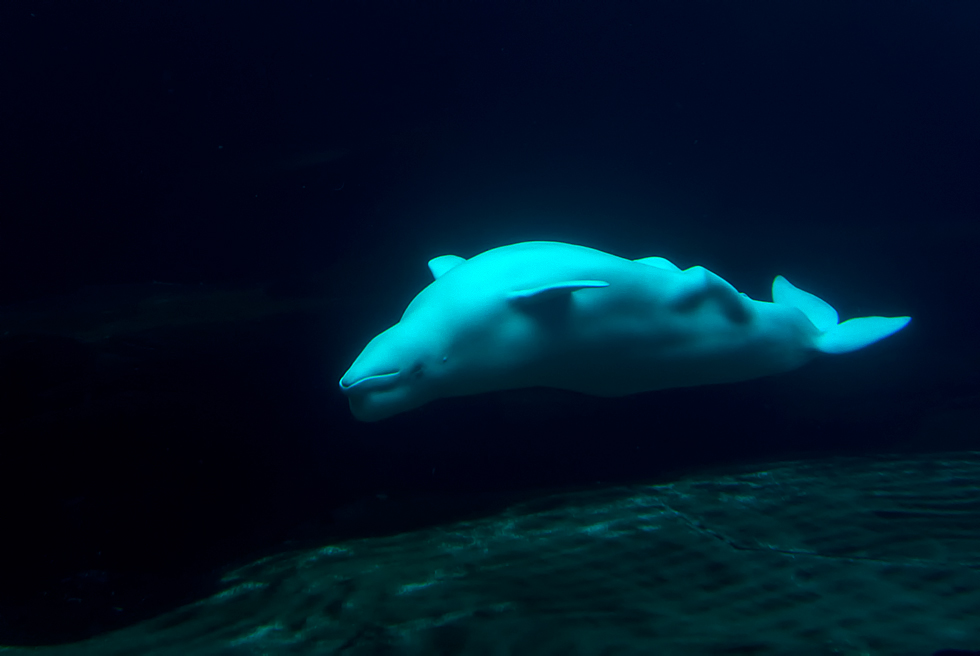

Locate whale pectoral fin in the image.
[428,255,466,279]
[507,280,610,306]
[773,276,911,354]
[634,256,682,272]
[671,266,751,323]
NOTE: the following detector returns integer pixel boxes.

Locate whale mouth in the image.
[339,370,401,395]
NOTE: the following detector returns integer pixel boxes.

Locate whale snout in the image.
[339,369,401,395]
[339,349,420,422]
[339,324,407,397]
[338,369,422,422]
[338,322,439,421]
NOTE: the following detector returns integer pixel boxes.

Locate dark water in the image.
[1,1,977,651]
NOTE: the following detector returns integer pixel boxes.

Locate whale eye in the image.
[409,362,425,379]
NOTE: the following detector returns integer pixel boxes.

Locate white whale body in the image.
[340,241,910,422]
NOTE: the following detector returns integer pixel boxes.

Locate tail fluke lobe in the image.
[772,275,839,331]
[772,275,911,355]
[814,315,912,354]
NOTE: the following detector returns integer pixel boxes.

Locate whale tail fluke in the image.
[813,315,912,354]
[772,275,911,355]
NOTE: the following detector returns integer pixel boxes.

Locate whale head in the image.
[339,322,449,422]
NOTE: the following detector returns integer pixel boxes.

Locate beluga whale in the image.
[339,241,910,421]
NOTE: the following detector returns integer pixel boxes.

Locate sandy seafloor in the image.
[5,452,977,656]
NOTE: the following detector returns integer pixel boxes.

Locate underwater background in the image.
[0,1,977,653]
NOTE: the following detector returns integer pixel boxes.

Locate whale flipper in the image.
[428,255,467,279]
[507,280,610,306]
[772,276,910,354]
